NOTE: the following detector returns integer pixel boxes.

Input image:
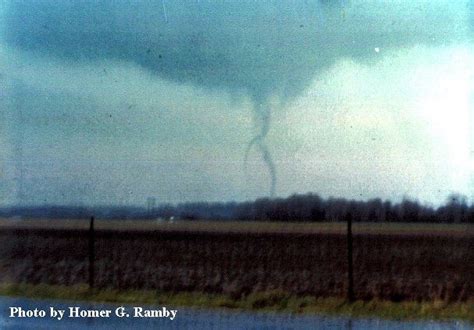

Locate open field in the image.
[0,219,472,306]
[0,218,472,236]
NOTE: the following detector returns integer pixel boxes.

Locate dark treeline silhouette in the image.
[0,206,147,220]
[1,193,473,223]
[161,193,473,223]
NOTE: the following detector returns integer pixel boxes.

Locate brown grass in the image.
[0,219,472,303]
[0,218,471,236]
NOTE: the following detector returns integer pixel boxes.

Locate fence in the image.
[0,219,472,302]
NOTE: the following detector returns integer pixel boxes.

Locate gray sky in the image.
[1,0,473,206]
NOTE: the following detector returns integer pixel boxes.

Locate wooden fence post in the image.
[88,216,95,289]
[347,213,354,302]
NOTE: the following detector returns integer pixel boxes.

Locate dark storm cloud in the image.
[5,0,467,101]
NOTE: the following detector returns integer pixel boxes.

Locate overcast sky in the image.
[1,0,473,207]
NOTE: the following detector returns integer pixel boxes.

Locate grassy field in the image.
[1,283,473,322]
[0,219,472,320]
[0,218,471,236]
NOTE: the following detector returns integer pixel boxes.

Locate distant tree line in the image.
[154,193,474,223]
[1,193,473,223]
